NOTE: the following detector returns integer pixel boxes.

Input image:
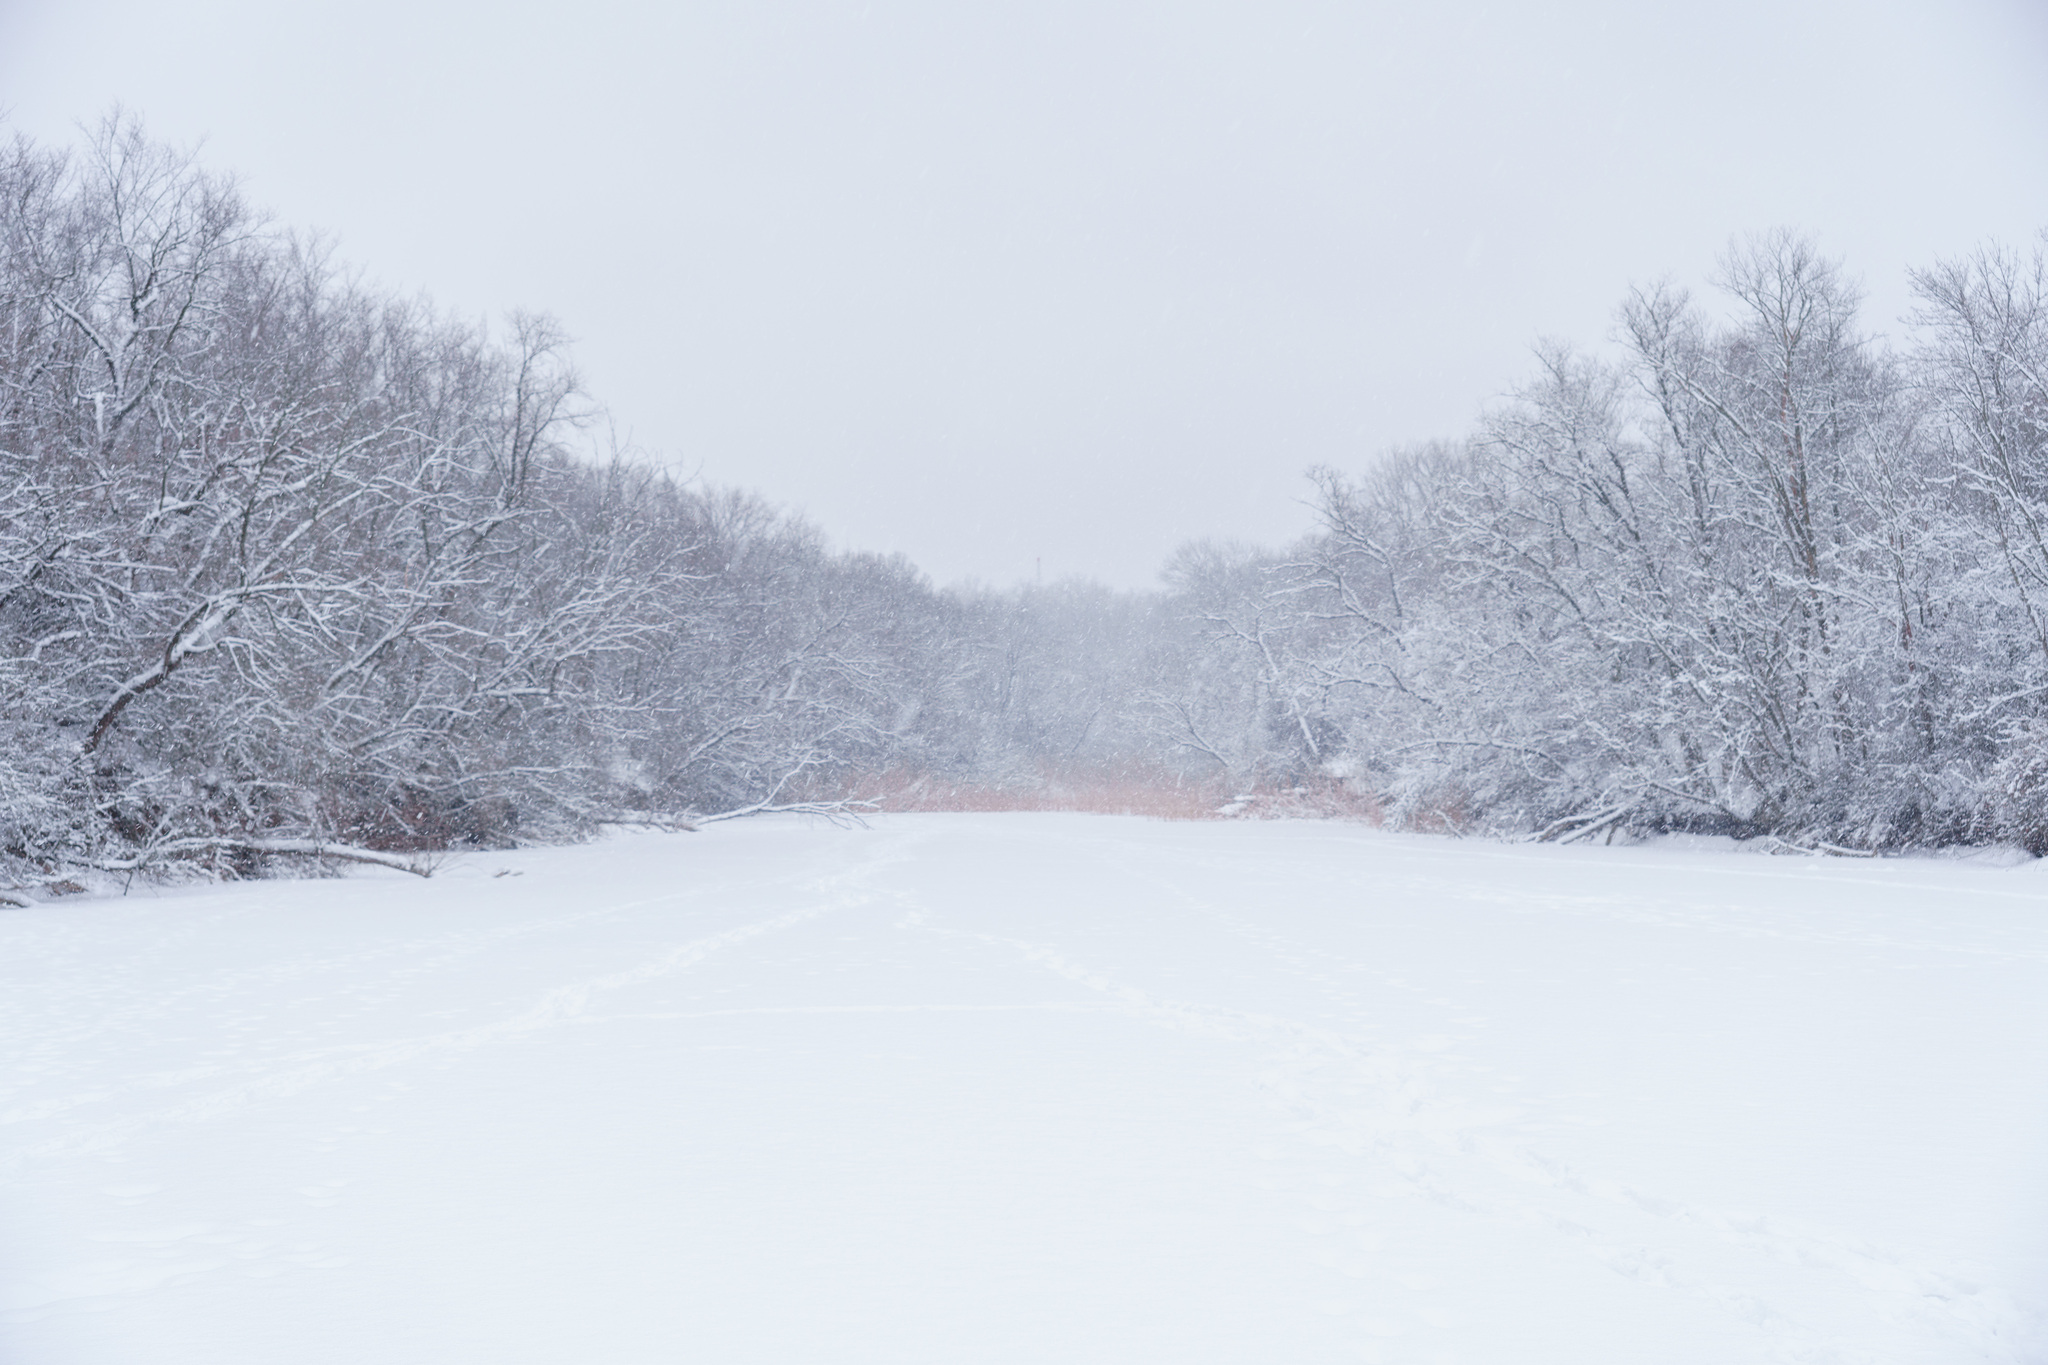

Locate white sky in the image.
[5,0,2047,588]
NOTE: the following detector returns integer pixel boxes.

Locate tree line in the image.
[4,117,2046,880]
[1164,230,2048,851]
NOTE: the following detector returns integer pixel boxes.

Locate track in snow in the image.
[2,814,2044,1363]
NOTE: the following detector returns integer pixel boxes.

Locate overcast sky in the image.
[5,0,2047,588]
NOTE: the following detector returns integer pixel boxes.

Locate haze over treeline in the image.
[6,117,2048,877]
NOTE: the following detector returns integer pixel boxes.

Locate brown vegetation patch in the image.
[813,764,1383,824]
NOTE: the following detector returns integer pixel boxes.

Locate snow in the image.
[3,813,2045,1363]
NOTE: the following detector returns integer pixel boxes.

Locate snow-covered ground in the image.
[2,814,2045,1364]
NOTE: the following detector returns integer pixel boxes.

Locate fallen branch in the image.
[695,797,879,827]
[1754,835,1879,859]
[1529,802,1632,844]
[592,814,701,833]
[237,839,440,876]
[93,838,437,877]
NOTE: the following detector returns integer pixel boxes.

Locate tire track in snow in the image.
[0,831,921,1180]
[0,875,775,1134]
[0,862,779,1073]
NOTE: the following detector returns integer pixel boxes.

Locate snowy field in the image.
[2,815,2045,1364]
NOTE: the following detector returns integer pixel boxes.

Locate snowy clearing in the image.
[3,814,2045,1364]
